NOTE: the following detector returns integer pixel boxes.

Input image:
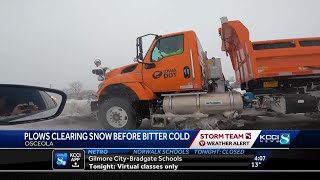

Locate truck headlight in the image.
[92,69,104,76]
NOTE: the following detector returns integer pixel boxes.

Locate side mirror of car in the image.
[0,84,67,125]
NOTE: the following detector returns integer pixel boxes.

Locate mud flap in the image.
[91,101,99,112]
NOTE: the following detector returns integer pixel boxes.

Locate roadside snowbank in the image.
[60,99,93,117]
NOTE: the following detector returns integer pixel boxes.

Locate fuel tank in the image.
[162,92,243,115]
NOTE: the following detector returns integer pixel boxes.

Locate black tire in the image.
[97,97,138,130]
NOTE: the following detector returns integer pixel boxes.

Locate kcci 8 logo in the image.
[259,133,290,145]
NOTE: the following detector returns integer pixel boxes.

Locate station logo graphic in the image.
[279,133,290,145]
[259,133,290,145]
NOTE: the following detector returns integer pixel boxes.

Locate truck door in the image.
[142,34,195,92]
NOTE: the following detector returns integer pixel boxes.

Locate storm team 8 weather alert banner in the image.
[0,130,319,171]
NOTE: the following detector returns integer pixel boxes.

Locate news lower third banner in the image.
[0,130,318,149]
[1,149,320,170]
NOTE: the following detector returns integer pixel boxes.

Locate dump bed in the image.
[219,18,320,86]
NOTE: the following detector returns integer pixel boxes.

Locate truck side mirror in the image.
[138,37,143,60]
[139,53,143,61]
[136,37,144,61]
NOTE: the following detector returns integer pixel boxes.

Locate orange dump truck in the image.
[89,17,320,130]
[219,17,320,114]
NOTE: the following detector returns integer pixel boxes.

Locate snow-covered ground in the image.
[1,99,320,130]
[60,99,92,117]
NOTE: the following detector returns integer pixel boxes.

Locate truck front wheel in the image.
[97,98,138,129]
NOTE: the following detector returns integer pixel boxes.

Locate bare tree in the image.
[80,90,96,99]
[70,81,83,98]
[62,82,95,100]
[61,88,71,94]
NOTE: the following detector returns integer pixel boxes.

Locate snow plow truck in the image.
[91,17,320,130]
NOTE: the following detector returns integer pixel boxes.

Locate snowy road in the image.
[1,113,320,130]
[1,100,320,130]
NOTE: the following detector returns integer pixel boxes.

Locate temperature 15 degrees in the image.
[254,156,266,161]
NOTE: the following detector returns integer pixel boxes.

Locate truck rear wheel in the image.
[97,97,138,129]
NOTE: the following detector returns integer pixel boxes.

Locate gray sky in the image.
[1,0,319,90]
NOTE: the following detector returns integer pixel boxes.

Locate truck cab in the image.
[91,29,242,130]
[139,31,208,93]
